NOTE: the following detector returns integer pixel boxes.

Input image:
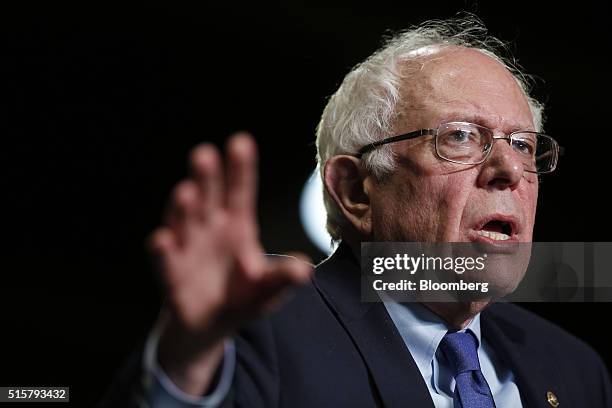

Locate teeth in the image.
[477,230,510,241]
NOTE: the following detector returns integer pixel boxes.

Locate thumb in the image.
[255,255,313,313]
[250,255,313,306]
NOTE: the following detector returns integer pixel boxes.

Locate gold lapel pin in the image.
[547,391,559,407]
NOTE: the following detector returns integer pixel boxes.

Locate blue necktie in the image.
[439,331,496,408]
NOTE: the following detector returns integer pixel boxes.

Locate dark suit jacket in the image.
[102,243,612,407]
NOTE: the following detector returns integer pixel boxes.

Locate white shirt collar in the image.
[382,300,482,391]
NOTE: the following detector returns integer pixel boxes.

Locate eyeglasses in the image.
[356,121,561,174]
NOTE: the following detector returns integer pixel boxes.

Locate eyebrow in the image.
[437,112,532,132]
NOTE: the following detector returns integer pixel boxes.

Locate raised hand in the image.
[149,133,312,395]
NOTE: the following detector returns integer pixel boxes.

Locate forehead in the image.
[397,47,534,131]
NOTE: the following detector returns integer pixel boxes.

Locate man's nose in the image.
[476,138,525,190]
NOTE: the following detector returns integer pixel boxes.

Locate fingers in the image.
[272,255,313,285]
[164,139,229,244]
[150,131,314,353]
[167,133,257,230]
[254,256,313,302]
[165,180,201,244]
[190,144,223,218]
[149,227,179,255]
[257,257,313,313]
[148,227,180,282]
[226,133,258,219]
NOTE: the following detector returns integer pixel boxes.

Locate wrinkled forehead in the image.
[396,46,534,131]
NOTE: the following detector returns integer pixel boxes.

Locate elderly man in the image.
[103,16,611,408]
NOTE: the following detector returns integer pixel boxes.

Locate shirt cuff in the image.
[141,317,235,408]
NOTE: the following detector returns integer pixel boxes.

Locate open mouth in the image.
[474,217,517,241]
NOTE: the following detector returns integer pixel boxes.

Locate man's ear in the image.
[324,155,372,236]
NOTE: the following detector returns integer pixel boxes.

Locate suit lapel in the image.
[481,303,568,408]
[313,243,435,408]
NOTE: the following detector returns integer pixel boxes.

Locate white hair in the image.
[315,14,545,241]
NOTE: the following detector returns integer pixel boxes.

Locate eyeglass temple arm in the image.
[356,129,435,157]
[535,145,565,161]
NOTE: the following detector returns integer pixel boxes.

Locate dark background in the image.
[3,0,611,405]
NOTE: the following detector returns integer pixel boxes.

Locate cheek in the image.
[434,176,476,237]
[372,174,469,241]
[520,180,539,231]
